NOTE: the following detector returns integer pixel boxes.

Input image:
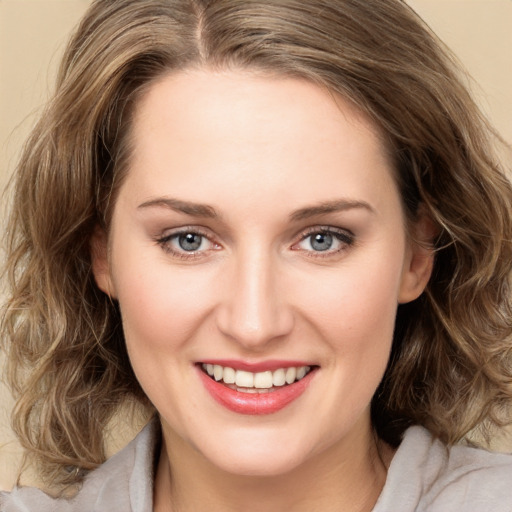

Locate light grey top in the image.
[2,421,512,511]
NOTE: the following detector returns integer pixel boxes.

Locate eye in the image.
[176,232,205,252]
[293,227,354,256]
[156,228,219,259]
[305,232,336,252]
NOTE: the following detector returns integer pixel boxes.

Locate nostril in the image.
[215,304,295,348]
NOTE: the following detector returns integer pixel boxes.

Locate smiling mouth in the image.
[200,363,314,394]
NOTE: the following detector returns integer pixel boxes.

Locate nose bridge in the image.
[216,243,293,348]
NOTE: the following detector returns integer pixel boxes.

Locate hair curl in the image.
[2,0,511,490]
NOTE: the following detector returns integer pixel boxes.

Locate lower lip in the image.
[197,367,316,415]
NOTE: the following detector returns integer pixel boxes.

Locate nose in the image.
[215,249,294,350]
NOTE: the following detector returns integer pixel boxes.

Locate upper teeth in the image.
[202,364,311,389]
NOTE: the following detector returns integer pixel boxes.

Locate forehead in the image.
[132,68,386,154]
[123,69,398,218]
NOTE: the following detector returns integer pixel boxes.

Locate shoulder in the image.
[0,419,159,512]
[374,426,512,512]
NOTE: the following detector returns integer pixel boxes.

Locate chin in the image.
[192,427,318,478]
[210,448,309,478]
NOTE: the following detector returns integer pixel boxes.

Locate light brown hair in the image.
[2,0,512,489]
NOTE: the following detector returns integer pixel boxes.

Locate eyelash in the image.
[155,227,218,260]
[155,226,355,260]
[292,226,355,258]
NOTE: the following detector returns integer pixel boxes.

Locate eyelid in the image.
[155,226,221,259]
[291,225,355,256]
[153,224,355,260]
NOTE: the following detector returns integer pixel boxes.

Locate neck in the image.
[153,416,394,512]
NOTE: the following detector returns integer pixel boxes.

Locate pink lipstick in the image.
[197,362,316,415]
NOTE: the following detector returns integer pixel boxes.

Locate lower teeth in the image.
[226,384,278,394]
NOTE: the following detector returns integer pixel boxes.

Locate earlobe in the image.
[398,213,437,304]
[398,243,434,304]
[90,225,116,298]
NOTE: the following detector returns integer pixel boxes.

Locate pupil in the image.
[311,233,333,251]
[179,233,202,251]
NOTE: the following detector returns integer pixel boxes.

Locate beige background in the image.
[1,0,512,491]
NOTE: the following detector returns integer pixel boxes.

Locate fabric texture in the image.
[0,420,158,512]
[372,427,512,512]
[1,421,512,511]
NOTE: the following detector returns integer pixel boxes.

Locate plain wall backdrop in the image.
[1,0,512,491]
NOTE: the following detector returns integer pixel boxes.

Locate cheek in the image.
[299,246,405,346]
[111,251,218,354]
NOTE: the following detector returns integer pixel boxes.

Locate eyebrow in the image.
[137,197,374,221]
[137,198,218,218]
[290,199,375,222]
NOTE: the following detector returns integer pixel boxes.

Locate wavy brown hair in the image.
[2,0,512,489]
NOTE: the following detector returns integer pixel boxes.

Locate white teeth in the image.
[285,367,297,384]
[213,365,223,381]
[272,368,286,387]
[223,366,236,384]
[254,371,273,389]
[240,387,259,394]
[235,370,254,388]
[202,364,311,389]
[296,366,307,380]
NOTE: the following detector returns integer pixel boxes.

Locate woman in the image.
[1,0,512,510]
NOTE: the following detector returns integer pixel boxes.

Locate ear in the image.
[398,212,437,304]
[90,225,116,298]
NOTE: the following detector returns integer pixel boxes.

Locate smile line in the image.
[200,363,314,391]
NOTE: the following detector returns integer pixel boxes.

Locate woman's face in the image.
[93,69,432,476]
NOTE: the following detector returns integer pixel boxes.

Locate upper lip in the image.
[198,359,316,373]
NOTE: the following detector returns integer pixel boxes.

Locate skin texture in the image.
[92,69,433,511]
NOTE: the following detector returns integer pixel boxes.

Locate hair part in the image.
[1,0,511,490]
